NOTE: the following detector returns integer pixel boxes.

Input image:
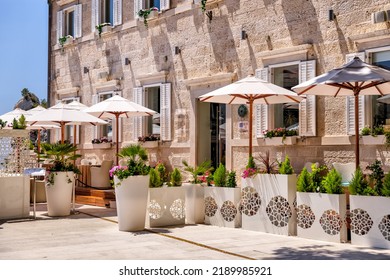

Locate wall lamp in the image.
[328,9,335,21]
[175,46,181,55]
[241,30,247,40]
[124,58,131,65]
[83,67,89,74]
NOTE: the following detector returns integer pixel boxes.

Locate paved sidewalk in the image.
[1,204,390,260]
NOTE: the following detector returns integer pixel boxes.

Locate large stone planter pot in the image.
[204,187,241,228]
[0,175,30,219]
[296,192,347,243]
[45,171,74,217]
[147,186,185,227]
[241,174,297,236]
[350,195,390,249]
[114,175,149,231]
[183,183,205,224]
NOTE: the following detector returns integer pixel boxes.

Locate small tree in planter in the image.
[226,171,237,188]
[169,168,182,187]
[213,163,227,187]
[111,144,151,231]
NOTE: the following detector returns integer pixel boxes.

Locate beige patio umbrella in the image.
[292,57,390,169]
[0,108,31,128]
[84,95,157,165]
[198,75,303,157]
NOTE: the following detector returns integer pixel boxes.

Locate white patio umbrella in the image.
[292,57,390,169]
[0,108,32,128]
[198,75,303,157]
[84,95,157,165]
[27,102,107,144]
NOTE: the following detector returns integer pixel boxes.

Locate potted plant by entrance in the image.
[147,163,185,227]
[296,165,347,243]
[111,144,150,231]
[182,159,213,224]
[349,161,390,249]
[204,163,241,228]
[41,143,80,217]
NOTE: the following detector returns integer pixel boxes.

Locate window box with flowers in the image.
[92,137,112,149]
[58,35,74,48]
[138,134,160,148]
[360,126,386,145]
[263,128,298,146]
[95,22,112,37]
[137,7,159,27]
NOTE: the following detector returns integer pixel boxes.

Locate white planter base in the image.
[0,175,30,219]
[147,186,185,227]
[183,183,205,224]
[296,192,347,243]
[350,195,390,249]
[46,172,74,217]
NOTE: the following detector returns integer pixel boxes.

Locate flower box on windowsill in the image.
[361,135,385,145]
[139,141,159,148]
[149,10,158,19]
[264,136,297,146]
[96,24,112,37]
[92,143,112,149]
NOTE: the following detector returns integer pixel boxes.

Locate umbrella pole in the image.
[354,93,360,170]
[249,98,253,157]
[37,129,41,163]
[115,113,119,166]
[61,123,65,144]
[73,125,77,165]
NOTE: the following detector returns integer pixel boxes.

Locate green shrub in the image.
[366,160,384,194]
[182,159,213,184]
[226,171,237,188]
[149,168,162,188]
[381,172,390,197]
[360,126,371,136]
[349,168,376,196]
[156,162,167,183]
[297,167,312,192]
[278,155,294,174]
[213,163,227,187]
[322,168,343,194]
[169,168,182,187]
[311,164,327,193]
[246,156,256,169]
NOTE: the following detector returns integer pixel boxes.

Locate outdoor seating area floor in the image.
[1,203,390,260]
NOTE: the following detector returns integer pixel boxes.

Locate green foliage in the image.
[246,156,256,169]
[381,172,390,197]
[213,163,227,187]
[278,155,294,174]
[41,143,81,178]
[361,126,370,136]
[0,119,7,129]
[149,168,162,188]
[311,164,328,193]
[156,162,167,183]
[117,144,150,176]
[366,160,384,194]
[12,115,27,129]
[95,22,111,37]
[226,171,237,188]
[349,168,376,196]
[297,167,312,192]
[201,0,207,13]
[137,7,158,27]
[258,151,278,174]
[182,159,213,184]
[169,168,182,187]
[322,168,343,194]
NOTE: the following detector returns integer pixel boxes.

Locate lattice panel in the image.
[378,214,390,241]
[170,199,185,220]
[220,200,238,222]
[319,209,343,235]
[205,196,218,217]
[266,195,292,227]
[240,186,261,216]
[149,199,163,220]
[297,204,315,229]
[350,208,373,236]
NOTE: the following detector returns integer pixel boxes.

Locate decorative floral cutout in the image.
[205,196,218,217]
[350,208,373,236]
[297,204,315,229]
[378,214,390,241]
[319,209,342,235]
[240,187,261,216]
[220,200,238,222]
[149,199,163,220]
[170,199,185,220]
[266,196,292,227]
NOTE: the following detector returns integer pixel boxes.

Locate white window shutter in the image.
[255,104,268,138]
[134,0,143,18]
[346,52,366,135]
[160,83,172,141]
[92,94,99,139]
[299,60,317,136]
[113,0,122,26]
[57,11,63,42]
[91,0,100,33]
[133,87,144,140]
[74,4,82,38]
[160,0,170,11]
[255,67,269,82]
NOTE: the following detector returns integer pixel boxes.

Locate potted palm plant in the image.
[111,144,150,231]
[41,143,80,217]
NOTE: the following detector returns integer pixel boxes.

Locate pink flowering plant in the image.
[263,127,298,139]
[241,167,259,179]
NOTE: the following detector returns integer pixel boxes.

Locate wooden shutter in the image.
[113,0,122,26]
[346,52,366,135]
[57,10,63,42]
[91,0,100,33]
[133,87,144,140]
[160,83,172,141]
[299,60,317,136]
[74,4,82,38]
[160,0,170,11]
[254,68,269,137]
[134,0,143,18]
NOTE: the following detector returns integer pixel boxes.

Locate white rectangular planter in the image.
[0,175,30,219]
[361,135,385,145]
[296,192,347,243]
[146,186,185,227]
[241,174,297,236]
[183,183,205,224]
[264,136,297,146]
[204,187,241,228]
[350,195,390,249]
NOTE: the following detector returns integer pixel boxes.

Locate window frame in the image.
[56,4,82,43]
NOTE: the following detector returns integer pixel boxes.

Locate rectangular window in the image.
[60,97,80,144]
[101,0,114,25]
[57,4,82,41]
[144,86,161,135]
[98,92,113,140]
[146,0,161,9]
[64,9,75,37]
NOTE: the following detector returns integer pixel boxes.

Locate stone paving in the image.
[1,204,390,260]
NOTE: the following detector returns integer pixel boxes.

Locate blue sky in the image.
[0,1,48,115]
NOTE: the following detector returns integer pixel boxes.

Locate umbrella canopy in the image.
[84,95,157,165]
[0,108,32,128]
[199,75,303,157]
[27,102,107,143]
[66,100,89,146]
[292,57,390,169]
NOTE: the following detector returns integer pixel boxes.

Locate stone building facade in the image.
[48,0,390,175]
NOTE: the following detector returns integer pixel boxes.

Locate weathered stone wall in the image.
[50,0,390,176]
